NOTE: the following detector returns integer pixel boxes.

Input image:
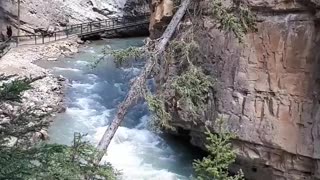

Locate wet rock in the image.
[0,118,10,125]
[57,75,66,81]
[47,57,58,61]
[39,129,49,140]
[76,39,85,44]
[47,25,55,34]
[4,136,18,147]
[58,106,67,113]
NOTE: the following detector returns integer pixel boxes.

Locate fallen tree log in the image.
[94,0,191,164]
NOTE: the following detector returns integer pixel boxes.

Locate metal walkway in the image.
[3,15,149,47]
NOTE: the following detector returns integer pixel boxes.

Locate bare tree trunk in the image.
[94,0,191,164]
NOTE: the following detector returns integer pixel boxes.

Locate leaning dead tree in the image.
[94,0,191,164]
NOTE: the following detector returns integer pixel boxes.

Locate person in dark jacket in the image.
[6,26,12,38]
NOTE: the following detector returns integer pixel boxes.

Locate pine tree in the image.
[193,127,244,180]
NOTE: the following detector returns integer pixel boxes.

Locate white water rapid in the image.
[37,38,198,180]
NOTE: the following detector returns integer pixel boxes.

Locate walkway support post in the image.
[70,25,73,34]
[66,27,69,38]
[17,0,21,46]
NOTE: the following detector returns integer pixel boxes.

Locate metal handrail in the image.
[11,15,150,46]
[0,37,12,44]
[0,37,13,57]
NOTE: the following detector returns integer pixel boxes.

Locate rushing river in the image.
[37,38,198,180]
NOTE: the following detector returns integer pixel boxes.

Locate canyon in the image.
[1,0,320,179]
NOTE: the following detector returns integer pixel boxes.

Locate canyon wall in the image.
[150,0,320,179]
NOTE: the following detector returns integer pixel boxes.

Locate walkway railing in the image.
[9,15,149,46]
[0,37,12,56]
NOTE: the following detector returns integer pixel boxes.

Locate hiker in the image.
[6,26,12,38]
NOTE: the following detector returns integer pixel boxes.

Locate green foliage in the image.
[193,127,244,180]
[90,47,145,69]
[169,40,214,120]
[0,133,119,180]
[0,74,33,102]
[145,94,175,132]
[172,66,214,118]
[169,40,200,64]
[166,40,200,64]
[0,108,50,145]
[0,75,118,179]
[147,39,214,131]
[108,47,145,67]
[210,0,257,42]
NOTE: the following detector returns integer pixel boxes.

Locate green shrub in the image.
[166,40,200,65]
[90,47,145,69]
[110,47,145,67]
[210,0,257,42]
[146,94,175,132]
[172,66,214,119]
[0,133,119,180]
[193,127,244,180]
[0,75,33,102]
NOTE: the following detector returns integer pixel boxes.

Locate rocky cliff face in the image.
[150,0,320,179]
[0,0,117,34]
[0,0,149,36]
[123,0,150,17]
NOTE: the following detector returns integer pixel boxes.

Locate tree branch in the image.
[94,0,191,164]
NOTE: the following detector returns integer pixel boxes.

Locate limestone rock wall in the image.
[0,0,149,36]
[123,0,150,17]
[150,0,320,179]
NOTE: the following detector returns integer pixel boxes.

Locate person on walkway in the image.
[6,26,12,38]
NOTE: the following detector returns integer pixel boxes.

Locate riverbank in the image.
[0,37,80,144]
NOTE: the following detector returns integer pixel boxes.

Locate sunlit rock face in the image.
[150,0,320,179]
[0,0,149,36]
[149,0,174,39]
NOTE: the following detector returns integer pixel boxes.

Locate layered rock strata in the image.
[150,0,320,179]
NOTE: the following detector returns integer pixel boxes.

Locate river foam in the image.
[46,38,194,180]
